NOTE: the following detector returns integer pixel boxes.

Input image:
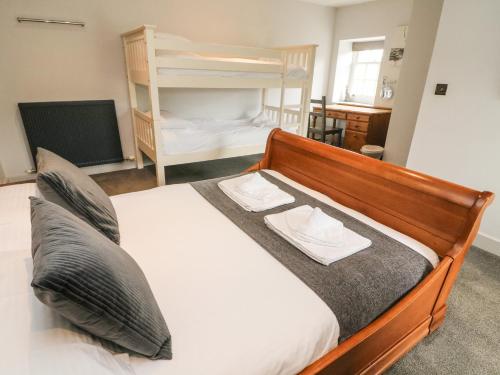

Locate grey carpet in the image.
[387,247,500,374]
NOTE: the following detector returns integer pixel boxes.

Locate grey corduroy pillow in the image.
[36,147,120,244]
[30,197,172,360]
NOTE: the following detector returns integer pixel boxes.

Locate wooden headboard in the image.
[251,129,494,258]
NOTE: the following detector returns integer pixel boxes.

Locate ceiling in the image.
[298,0,375,7]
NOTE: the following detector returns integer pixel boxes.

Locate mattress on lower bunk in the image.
[159,118,296,155]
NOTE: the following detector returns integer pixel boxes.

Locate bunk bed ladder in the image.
[123,34,144,170]
[144,26,166,186]
[278,51,288,129]
[301,45,316,136]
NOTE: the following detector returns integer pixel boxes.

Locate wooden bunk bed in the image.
[121,25,317,186]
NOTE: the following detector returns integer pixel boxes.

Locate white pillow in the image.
[159,110,196,129]
[286,64,307,79]
[250,111,273,127]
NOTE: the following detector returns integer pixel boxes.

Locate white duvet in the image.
[160,120,274,155]
[159,117,297,156]
[0,172,438,375]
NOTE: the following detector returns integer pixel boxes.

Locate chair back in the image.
[309,96,327,130]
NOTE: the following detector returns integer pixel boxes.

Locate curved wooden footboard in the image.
[247,129,494,374]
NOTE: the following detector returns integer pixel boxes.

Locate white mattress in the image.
[158,67,307,80]
[157,55,307,80]
[160,119,296,155]
[0,172,438,375]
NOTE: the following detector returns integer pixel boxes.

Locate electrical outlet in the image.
[435,83,448,95]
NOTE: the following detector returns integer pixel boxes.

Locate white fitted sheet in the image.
[114,182,339,375]
[0,171,438,375]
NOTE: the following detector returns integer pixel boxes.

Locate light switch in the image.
[435,83,448,95]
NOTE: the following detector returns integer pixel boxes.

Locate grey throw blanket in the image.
[191,172,433,341]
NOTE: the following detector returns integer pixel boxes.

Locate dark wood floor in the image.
[0,155,263,196]
[91,166,158,196]
[92,154,263,196]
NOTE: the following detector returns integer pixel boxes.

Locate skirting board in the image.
[81,159,139,175]
[474,232,500,257]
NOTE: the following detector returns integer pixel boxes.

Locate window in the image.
[346,48,384,104]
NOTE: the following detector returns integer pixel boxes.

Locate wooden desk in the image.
[313,104,392,153]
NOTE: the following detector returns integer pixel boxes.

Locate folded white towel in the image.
[265,205,372,265]
[234,173,279,199]
[218,173,295,212]
[291,207,344,246]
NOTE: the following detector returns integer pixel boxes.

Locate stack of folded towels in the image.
[265,205,372,265]
[218,173,295,212]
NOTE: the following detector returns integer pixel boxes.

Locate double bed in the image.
[0,130,493,374]
[2,178,335,375]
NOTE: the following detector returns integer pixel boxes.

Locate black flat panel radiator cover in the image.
[18,100,123,168]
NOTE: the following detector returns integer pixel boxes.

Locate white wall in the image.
[383,0,443,165]
[0,162,5,185]
[373,25,407,108]
[407,0,500,255]
[0,0,335,181]
[327,0,413,107]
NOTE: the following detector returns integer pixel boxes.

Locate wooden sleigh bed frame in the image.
[247,129,494,374]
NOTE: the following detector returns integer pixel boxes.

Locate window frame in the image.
[346,49,384,105]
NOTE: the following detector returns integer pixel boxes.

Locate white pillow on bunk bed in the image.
[287,64,308,79]
[144,110,197,130]
[250,111,274,128]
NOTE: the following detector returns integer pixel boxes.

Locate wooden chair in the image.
[307,96,343,147]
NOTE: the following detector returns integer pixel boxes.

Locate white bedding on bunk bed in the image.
[158,67,307,80]
[157,54,308,80]
[0,172,438,375]
[157,111,297,155]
